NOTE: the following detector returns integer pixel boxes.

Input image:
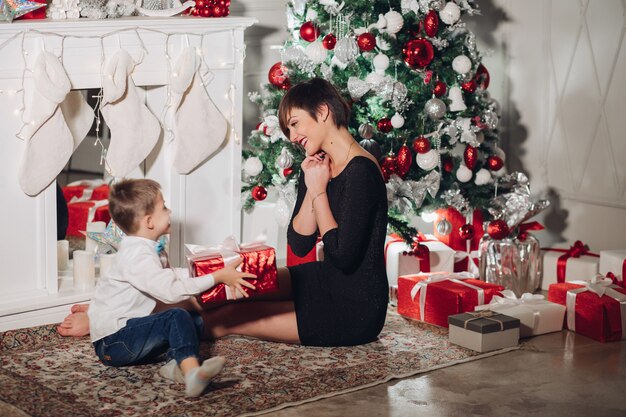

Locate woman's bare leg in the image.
[202,301,300,344]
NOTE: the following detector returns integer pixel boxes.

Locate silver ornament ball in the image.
[436,218,452,236]
[358,123,375,139]
[425,98,447,120]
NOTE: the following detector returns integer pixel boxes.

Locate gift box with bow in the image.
[599,250,626,288]
[448,310,520,353]
[541,241,599,290]
[475,290,565,337]
[547,275,626,342]
[187,236,278,304]
[397,272,504,327]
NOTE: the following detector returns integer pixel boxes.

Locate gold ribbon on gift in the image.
[410,272,484,321]
[462,310,505,331]
[566,274,626,339]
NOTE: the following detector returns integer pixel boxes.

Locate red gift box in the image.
[547,277,626,342]
[63,184,110,203]
[66,200,111,237]
[433,207,484,272]
[187,239,278,304]
[397,272,504,327]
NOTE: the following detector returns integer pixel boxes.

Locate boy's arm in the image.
[124,249,216,304]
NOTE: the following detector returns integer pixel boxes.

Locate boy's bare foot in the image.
[56,311,90,337]
[71,303,89,314]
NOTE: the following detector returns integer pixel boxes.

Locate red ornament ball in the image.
[433,81,447,97]
[322,33,337,50]
[377,118,393,133]
[212,5,225,17]
[299,21,320,42]
[413,244,429,260]
[283,167,294,177]
[357,32,376,51]
[412,136,431,154]
[423,10,439,37]
[190,8,199,16]
[251,185,267,201]
[474,64,490,89]
[196,0,205,7]
[461,79,477,94]
[268,62,290,89]
[459,223,475,240]
[464,145,478,170]
[442,157,454,173]
[396,144,412,178]
[487,155,504,171]
[402,38,434,69]
[487,219,510,240]
[200,7,211,17]
[381,155,397,182]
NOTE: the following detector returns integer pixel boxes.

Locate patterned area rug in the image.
[0,308,517,417]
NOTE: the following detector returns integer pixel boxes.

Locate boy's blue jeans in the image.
[93,308,204,367]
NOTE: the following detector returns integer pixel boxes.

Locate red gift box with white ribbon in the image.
[397,271,504,327]
[187,236,278,304]
[547,275,626,342]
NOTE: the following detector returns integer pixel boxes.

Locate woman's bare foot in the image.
[57,310,90,337]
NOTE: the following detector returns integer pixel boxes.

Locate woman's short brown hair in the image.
[278,77,351,137]
[108,178,161,234]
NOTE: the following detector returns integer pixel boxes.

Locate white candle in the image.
[85,221,107,253]
[73,250,95,290]
[98,253,116,279]
[57,240,69,271]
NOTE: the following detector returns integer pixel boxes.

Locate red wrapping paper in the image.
[548,282,626,342]
[63,184,110,203]
[397,273,504,327]
[433,207,484,252]
[190,245,278,304]
[66,201,111,237]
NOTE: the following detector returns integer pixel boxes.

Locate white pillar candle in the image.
[98,253,116,279]
[73,250,95,290]
[57,240,69,271]
[85,221,107,253]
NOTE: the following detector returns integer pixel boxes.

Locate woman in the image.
[58,78,389,347]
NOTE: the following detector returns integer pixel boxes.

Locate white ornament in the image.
[365,72,385,85]
[291,0,307,15]
[440,2,461,25]
[384,10,404,34]
[474,168,491,185]
[493,166,507,177]
[243,157,263,177]
[373,53,390,74]
[262,115,284,142]
[391,112,405,129]
[331,55,348,70]
[452,55,472,74]
[276,147,294,169]
[448,85,467,112]
[274,196,292,228]
[456,165,473,182]
[494,146,506,161]
[416,149,439,170]
[376,35,391,51]
[306,40,327,65]
[334,37,359,64]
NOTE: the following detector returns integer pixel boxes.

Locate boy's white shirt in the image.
[88,235,215,343]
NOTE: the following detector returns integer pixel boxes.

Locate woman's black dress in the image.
[287,156,389,346]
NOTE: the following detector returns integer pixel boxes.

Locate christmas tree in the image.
[242,0,506,242]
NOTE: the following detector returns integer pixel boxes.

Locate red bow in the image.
[554,241,599,283]
[517,221,543,241]
[605,259,626,288]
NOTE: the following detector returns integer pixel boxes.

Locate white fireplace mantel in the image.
[0,16,256,331]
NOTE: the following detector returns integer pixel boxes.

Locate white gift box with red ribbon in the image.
[385,234,455,287]
[475,290,565,338]
[599,249,626,283]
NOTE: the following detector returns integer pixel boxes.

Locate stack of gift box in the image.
[62,181,111,237]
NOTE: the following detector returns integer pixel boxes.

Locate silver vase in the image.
[479,232,542,297]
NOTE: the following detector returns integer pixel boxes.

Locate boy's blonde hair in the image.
[108,179,161,234]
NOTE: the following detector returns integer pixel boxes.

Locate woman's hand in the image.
[301,153,331,195]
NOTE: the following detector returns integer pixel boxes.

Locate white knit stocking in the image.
[100,50,161,178]
[18,51,73,196]
[169,47,227,175]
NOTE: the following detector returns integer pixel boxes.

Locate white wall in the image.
[236,0,626,251]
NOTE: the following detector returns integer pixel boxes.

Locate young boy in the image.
[88,178,256,397]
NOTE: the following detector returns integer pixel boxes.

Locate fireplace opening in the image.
[56,88,112,282]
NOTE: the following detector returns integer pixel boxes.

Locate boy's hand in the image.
[212,257,257,298]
